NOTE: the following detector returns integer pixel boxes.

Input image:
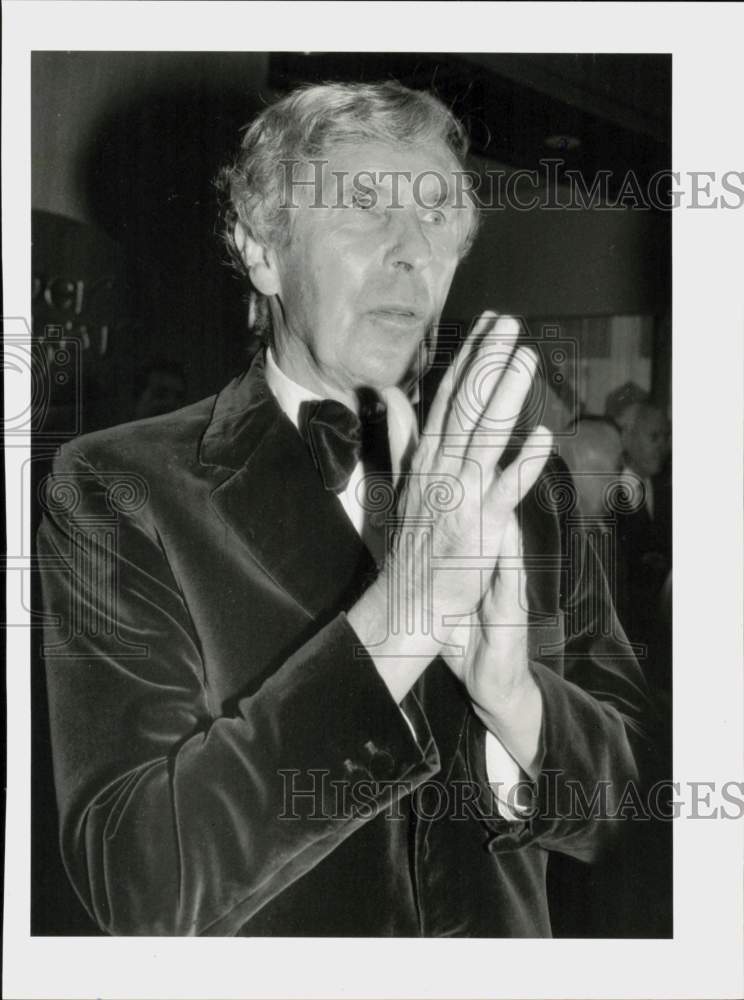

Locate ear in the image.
[234,221,282,296]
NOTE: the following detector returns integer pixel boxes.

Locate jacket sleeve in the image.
[37,441,440,936]
[465,459,657,863]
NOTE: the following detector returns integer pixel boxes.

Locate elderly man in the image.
[616,401,671,517]
[38,82,651,937]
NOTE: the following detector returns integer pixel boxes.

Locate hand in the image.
[385,311,552,647]
[446,511,528,703]
[349,312,552,703]
[445,512,543,774]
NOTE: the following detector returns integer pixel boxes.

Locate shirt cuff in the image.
[484,730,534,821]
[400,707,418,740]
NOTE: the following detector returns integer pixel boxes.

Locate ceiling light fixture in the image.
[545,134,582,151]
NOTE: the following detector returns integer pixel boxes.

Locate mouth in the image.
[368,306,425,328]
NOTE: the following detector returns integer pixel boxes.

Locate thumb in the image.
[484,514,527,637]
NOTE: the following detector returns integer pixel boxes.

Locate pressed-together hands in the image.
[445,511,544,774]
[347,312,552,768]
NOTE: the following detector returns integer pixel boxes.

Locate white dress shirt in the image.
[265,348,528,820]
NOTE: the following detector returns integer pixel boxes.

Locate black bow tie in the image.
[298,394,390,493]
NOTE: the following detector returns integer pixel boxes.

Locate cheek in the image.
[428,253,460,302]
[311,232,369,305]
[281,244,331,319]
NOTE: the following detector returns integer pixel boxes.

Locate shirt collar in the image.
[264,346,418,478]
[264,345,321,428]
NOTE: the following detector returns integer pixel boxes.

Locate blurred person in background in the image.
[561,417,624,518]
[133,358,187,419]
[615,400,672,698]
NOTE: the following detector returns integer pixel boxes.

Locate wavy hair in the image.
[215,81,480,337]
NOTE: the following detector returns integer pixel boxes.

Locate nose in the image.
[384,208,432,271]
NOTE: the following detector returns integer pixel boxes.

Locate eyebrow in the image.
[352,177,462,207]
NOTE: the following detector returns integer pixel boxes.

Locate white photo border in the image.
[3,2,743,998]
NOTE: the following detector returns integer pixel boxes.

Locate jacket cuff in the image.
[252,612,441,803]
[471,659,641,859]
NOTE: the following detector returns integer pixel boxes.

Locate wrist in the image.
[347,576,439,704]
[349,567,442,661]
[471,669,543,778]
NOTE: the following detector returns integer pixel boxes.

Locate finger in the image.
[487,425,554,513]
[444,315,522,440]
[423,310,500,443]
[485,343,538,436]
[482,508,519,585]
[465,309,503,348]
[463,344,540,484]
[497,510,521,560]
[487,515,527,632]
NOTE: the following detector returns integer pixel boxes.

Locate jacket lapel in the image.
[200,350,378,621]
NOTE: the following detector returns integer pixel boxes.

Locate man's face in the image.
[625,408,670,478]
[566,426,623,516]
[270,139,472,395]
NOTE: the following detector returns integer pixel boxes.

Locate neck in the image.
[271,334,360,414]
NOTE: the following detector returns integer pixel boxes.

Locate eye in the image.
[421,208,447,226]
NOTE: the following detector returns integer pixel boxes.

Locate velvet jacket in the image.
[38,349,653,937]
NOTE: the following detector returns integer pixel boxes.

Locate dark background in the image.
[30,51,672,936]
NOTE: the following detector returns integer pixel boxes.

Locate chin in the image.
[356,338,425,389]
[354,353,415,391]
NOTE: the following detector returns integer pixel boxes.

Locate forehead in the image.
[322,138,460,180]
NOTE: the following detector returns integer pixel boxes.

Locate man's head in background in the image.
[616,401,670,479]
[133,360,187,420]
[216,82,480,403]
[562,417,624,516]
[604,380,647,425]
